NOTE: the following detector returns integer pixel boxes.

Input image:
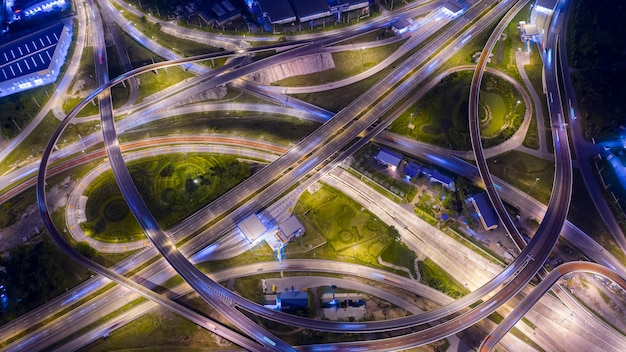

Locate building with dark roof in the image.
[470,192,499,231]
[429,170,454,190]
[0,20,72,98]
[328,0,370,12]
[290,0,330,22]
[256,0,296,24]
[375,148,402,169]
[279,291,308,310]
[404,162,421,178]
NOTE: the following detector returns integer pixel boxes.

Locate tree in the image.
[76,241,97,260]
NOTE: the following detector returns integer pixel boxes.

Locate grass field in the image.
[0,85,54,140]
[124,110,320,146]
[380,240,417,278]
[0,112,60,176]
[389,71,524,150]
[272,40,404,87]
[112,3,227,62]
[79,308,227,352]
[82,153,251,241]
[61,46,128,117]
[486,150,554,205]
[291,185,396,266]
[114,26,196,103]
[487,2,533,80]
[418,258,470,298]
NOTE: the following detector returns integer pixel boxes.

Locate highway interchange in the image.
[1,0,626,351]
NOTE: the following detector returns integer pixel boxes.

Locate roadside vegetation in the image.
[124,109,320,146]
[272,38,405,87]
[76,308,229,352]
[390,71,525,150]
[417,258,470,298]
[0,239,91,325]
[82,153,251,241]
[487,2,533,80]
[567,0,626,140]
[290,185,396,267]
[380,239,417,278]
[112,25,195,102]
[486,150,555,205]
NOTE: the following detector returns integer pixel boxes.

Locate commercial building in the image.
[254,0,370,25]
[202,0,241,26]
[321,292,363,307]
[442,0,464,17]
[237,213,267,242]
[375,148,402,169]
[0,20,72,98]
[518,21,539,42]
[470,192,499,231]
[278,291,308,310]
[291,0,331,22]
[404,161,421,178]
[276,215,304,243]
[429,170,454,190]
[329,0,369,12]
[256,0,296,24]
[391,18,411,35]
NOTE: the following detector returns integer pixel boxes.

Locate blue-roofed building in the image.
[404,161,421,178]
[279,291,308,310]
[375,148,402,169]
[256,0,296,24]
[0,20,72,98]
[328,0,370,12]
[470,192,499,231]
[430,170,454,190]
[290,0,330,22]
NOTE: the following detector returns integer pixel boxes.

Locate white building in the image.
[0,20,72,98]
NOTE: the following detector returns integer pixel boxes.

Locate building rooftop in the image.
[279,215,304,238]
[237,213,267,242]
[290,0,330,21]
[375,148,403,168]
[404,162,421,178]
[534,0,558,11]
[471,192,499,231]
[430,170,453,187]
[257,0,296,24]
[0,22,64,83]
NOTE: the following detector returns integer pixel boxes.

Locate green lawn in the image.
[272,40,404,87]
[522,49,551,151]
[291,185,396,266]
[0,85,54,140]
[487,2,533,80]
[486,150,554,204]
[124,110,320,146]
[79,309,227,352]
[389,71,525,150]
[380,239,417,278]
[113,26,195,103]
[418,258,470,298]
[0,112,59,176]
[82,153,252,241]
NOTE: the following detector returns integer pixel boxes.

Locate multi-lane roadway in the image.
[0,0,623,351]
